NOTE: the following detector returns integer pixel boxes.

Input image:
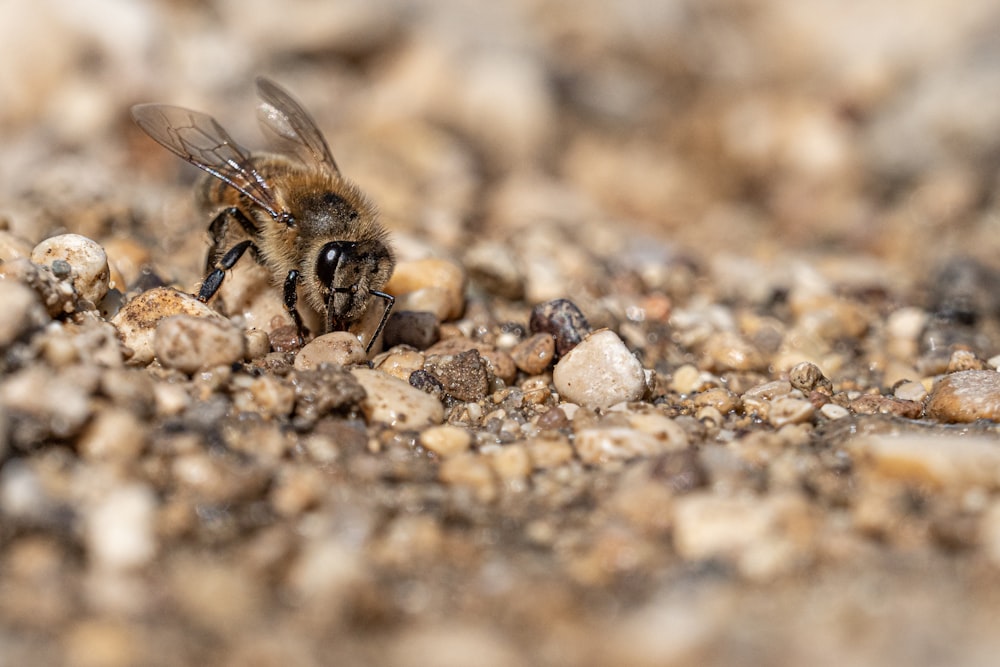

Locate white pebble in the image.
[86,484,157,570]
[574,427,665,464]
[420,424,472,458]
[0,280,47,347]
[154,315,246,374]
[553,329,646,410]
[111,287,226,365]
[768,396,815,427]
[819,403,850,420]
[294,331,366,370]
[893,380,928,402]
[31,233,110,303]
[351,368,444,427]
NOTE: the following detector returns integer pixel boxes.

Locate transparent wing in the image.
[255,76,339,173]
[131,103,283,219]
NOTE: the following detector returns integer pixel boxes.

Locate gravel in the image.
[3,2,1000,666]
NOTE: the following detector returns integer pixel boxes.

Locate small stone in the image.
[385,258,466,321]
[893,380,928,402]
[351,368,444,427]
[111,287,226,365]
[294,331,367,370]
[154,314,246,374]
[574,427,666,464]
[86,484,157,570]
[626,412,690,451]
[510,333,556,374]
[788,361,832,394]
[0,280,48,348]
[768,396,815,427]
[526,433,574,468]
[553,329,646,409]
[77,408,147,462]
[0,366,93,445]
[487,443,532,481]
[848,433,1000,488]
[947,349,988,373]
[382,310,440,350]
[819,403,850,420]
[701,331,766,373]
[292,366,367,422]
[244,329,271,359]
[424,348,491,402]
[464,240,525,299]
[848,394,923,419]
[670,364,714,394]
[529,298,591,357]
[374,346,426,382]
[439,453,498,502]
[425,338,517,385]
[420,424,472,458]
[232,374,296,418]
[31,233,110,304]
[672,493,814,580]
[691,388,739,414]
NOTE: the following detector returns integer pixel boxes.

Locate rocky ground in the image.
[3,1,1000,666]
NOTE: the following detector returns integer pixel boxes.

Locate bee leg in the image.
[283,270,309,346]
[205,207,260,273]
[366,290,395,354]
[198,239,257,302]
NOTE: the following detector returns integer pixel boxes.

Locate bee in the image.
[130,77,395,353]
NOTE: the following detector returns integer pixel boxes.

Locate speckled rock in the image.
[294,331,367,370]
[925,370,1000,423]
[154,315,246,373]
[424,348,491,402]
[553,329,646,409]
[351,368,444,427]
[510,332,556,374]
[31,233,110,304]
[529,298,591,357]
[111,287,226,365]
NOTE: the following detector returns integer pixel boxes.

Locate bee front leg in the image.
[198,239,257,302]
[283,270,309,346]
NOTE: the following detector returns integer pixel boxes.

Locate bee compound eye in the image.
[315,241,357,287]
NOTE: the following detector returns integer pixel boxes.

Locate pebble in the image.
[768,396,816,427]
[740,381,794,419]
[700,331,766,373]
[574,427,667,465]
[0,366,93,444]
[244,329,271,359]
[294,331,367,370]
[848,433,1000,488]
[788,361,833,394]
[893,380,928,402]
[77,408,147,462]
[848,394,923,419]
[85,484,157,570]
[419,424,472,458]
[525,433,575,468]
[291,366,367,423]
[111,287,226,365]
[438,453,498,502]
[926,371,1000,423]
[529,298,591,357]
[819,403,850,420]
[463,240,525,299]
[626,412,690,450]
[30,233,110,304]
[424,348,491,402]
[374,346,426,382]
[154,315,246,374]
[425,337,518,385]
[487,443,532,481]
[510,333,556,374]
[231,374,296,418]
[384,258,466,321]
[351,368,444,427]
[553,329,646,409]
[0,279,48,348]
[691,388,739,414]
[670,364,717,394]
[671,492,814,579]
[382,310,440,350]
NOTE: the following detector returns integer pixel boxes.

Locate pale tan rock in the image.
[351,368,444,427]
[553,329,645,409]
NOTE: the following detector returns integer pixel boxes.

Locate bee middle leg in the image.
[283,270,309,346]
[205,207,260,273]
[198,239,258,302]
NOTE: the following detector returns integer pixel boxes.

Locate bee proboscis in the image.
[131,77,395,353]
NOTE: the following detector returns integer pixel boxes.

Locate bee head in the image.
[315,239,394,332]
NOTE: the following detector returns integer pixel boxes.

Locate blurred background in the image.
[2,0,1000,287]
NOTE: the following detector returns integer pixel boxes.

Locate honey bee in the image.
[130,77,395,352]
